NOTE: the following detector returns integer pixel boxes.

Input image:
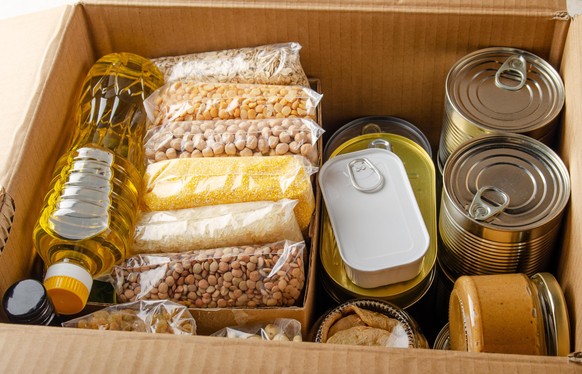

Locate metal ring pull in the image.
[468,186,510,221]
[368,139,392,152]
[361,123,382,134]
[495,55,528,91]
[347,158,384,193]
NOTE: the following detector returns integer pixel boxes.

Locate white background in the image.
[0,0,72,20]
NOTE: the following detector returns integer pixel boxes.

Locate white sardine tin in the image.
[319,148,429,288]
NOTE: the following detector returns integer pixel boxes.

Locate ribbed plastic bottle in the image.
[33,53,164,315]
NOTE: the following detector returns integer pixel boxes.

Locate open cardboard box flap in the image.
[0,323,574,371]
[1,0,582,371]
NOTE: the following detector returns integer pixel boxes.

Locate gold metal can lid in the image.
[324,116,432,160]
[320,133,437,306]
[446,47,564,136]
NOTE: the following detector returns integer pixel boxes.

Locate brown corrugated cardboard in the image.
[558,14,582,353]
[0,323,576,372]
[1,0,582,371]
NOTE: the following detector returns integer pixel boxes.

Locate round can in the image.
[324,116,432,160]
[312,298,429,348]
[448,272,570,356]
[438,47,564,169]
[433,323,450,350]
[439,133,570,278]
[319,133,437,308]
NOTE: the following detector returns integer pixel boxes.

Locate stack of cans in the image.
[320,116,437,309]
[437,47,569,279]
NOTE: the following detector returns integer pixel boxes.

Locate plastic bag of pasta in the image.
[150,42,310,86]
[62,300,196,335]
[211,318,302,342]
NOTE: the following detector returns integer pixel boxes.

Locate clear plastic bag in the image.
[144,81,322,127]
[62,300,196,335]
[150,42,310,87]
[211,318,303,342]
[131,199,303,255]
[144,118,324,165]
[142,155,316,231]
[113,240,306,308]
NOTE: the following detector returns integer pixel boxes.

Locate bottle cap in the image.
[2,279,55,325]
[44,262,92,315]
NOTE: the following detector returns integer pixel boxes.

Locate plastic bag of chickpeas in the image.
[143,118,324,165]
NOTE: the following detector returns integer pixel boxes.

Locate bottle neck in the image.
[2,279,60,326]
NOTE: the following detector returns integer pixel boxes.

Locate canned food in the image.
[319,133,437,308]
[325,116,432,160]
[313,299,429,348]
[433,323,450,350]
[438,47,564,170]
[319,148,430,288]
[439,133,570,278]
[448,273,570,356]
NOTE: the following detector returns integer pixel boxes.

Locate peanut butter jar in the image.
[448,273,570,356]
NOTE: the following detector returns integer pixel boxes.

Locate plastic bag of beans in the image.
[131,199,303,256]
[211,318,302,342]
[112,241,306,308]
[144,118,324,165]
[62,300,196,335]
[150,42,310,87]
[143,81,322,127]
[142,155,316,231]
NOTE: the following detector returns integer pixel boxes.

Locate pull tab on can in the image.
[495,54,528,91]
[347,158,385,193]
[361,123,383,134]
[468,186,510,221]
[368,139,392,152]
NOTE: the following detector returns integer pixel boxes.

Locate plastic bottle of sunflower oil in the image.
[33,52,164,315]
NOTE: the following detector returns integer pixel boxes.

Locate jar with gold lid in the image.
[448,272,569,356]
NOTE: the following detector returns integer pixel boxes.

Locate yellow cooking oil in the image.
[33,53,164,315]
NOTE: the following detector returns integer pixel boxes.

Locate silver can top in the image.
[443,133,570,231]
[446,47,564,136]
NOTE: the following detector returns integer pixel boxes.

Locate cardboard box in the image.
[0,0,581,370]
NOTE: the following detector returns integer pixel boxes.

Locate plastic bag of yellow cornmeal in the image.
[143,155,316,231]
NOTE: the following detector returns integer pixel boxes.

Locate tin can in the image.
[438,47,564,170]
[448,273,570,356]
[319,148,430,288]
[319,133,437,308]
[433,323,450,350]
[439,133,570,278]
[325,116,432,160]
